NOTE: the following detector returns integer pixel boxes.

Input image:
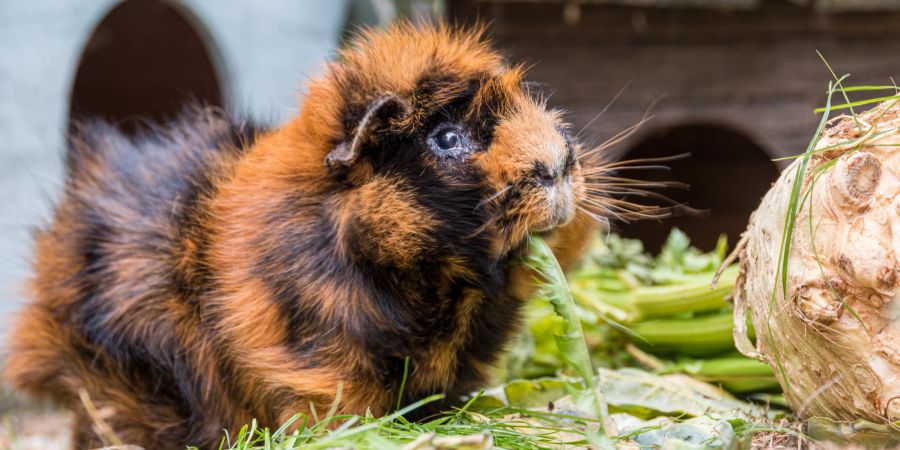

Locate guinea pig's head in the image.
[299,23,592,269]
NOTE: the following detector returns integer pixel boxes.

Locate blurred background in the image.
[2,0,900,341]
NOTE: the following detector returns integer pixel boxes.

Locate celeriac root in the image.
[734,100,900,425]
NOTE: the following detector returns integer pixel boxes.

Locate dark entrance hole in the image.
[69,0,223,134]
[616,125,780,253]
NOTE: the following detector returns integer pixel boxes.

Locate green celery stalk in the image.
[719,378,782,393]
[664,355,780,393]
[571,266,739,323]
[630,310,736,357]
[627,266,738,320]
[666,354,774,377]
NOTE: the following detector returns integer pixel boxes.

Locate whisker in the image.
[585,179,687,188]
[585,173,685,182]
[475,185,512,211]
[586,188,673,199]
[580,196,680,221]
[581,198,657,216]
[578,115,654,160]
[587,188,675,207]
[576,205,607,221]
[580,204,626,223]
[582,164,674,173]
[568,97,700,226]
[585,187,685,204]
[576,78,632,139]
[578,96,665,163]
[593,196,661,209]
[586,197,657,211]
[588,191,701,217]
[585,184,690,194]
[594,153,692,169]
[583,205,667,224]
[578,206,616,226]
[586,174,669,182]
[595,209,667,222]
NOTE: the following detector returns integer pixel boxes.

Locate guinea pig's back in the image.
[4,108,258,446]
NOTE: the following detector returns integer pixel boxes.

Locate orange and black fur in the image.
[5,23,599,449]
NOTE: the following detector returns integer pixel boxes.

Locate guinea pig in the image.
[5,23,604,449]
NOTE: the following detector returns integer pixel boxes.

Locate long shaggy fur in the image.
[5,23,597,449]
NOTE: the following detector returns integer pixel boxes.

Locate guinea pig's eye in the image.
[428,126,472,157]
[437,130,460,150]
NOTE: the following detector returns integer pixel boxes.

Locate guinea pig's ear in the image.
[325,94,408,175]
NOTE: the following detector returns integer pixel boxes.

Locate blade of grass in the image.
[272,413,301,438]
[772,129,897,162]
[817,52,861,131]
[814,94,900,114]
[768,76,842,393]
[839,85,900,92]
[324,382,344,422]
[310,394,445,447]
[395,356,410,411]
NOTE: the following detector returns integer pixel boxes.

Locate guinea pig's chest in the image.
[374,270,524,401]
[360,260,509,342]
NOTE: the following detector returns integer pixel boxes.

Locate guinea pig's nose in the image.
[533,164,557,188]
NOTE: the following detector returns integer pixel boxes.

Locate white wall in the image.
[181,0,350,121]
[0,0,350,340]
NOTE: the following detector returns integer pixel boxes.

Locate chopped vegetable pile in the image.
[502,229,780,396]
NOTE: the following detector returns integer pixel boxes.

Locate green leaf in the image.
[631,416,742,450]
[598,369,768,421]
[523,235,613,445]
[657,228,691,269]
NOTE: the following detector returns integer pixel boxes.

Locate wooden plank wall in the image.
[448,0,900,249]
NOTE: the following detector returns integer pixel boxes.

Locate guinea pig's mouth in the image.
[477,175,581,251]
[525,182,578,233]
